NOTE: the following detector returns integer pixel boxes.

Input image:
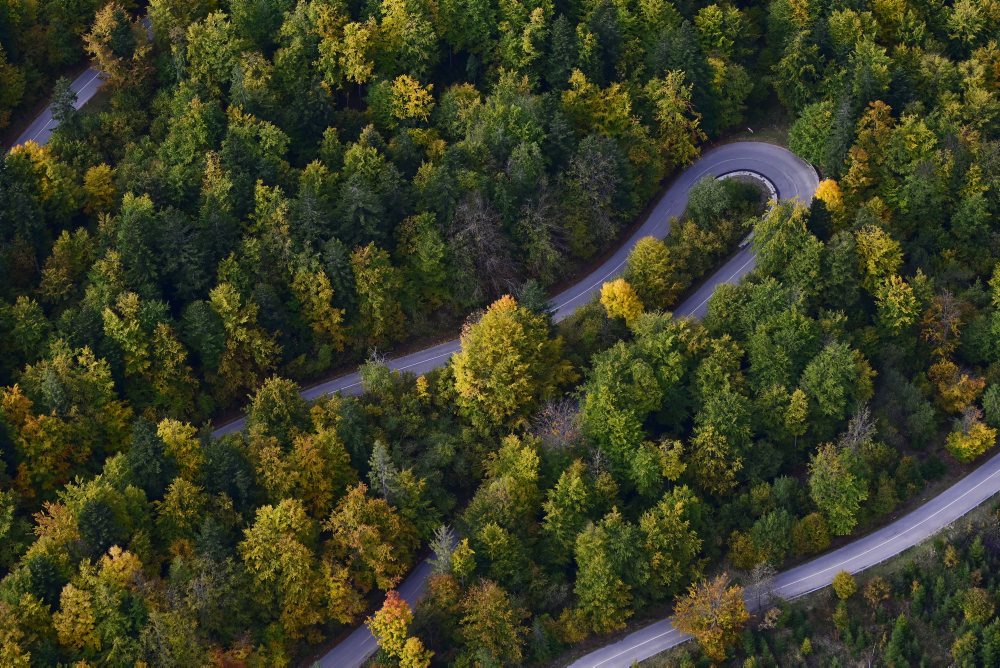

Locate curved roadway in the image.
[215,142,818,438]
[311,143,818,667]
[20,78,997,668]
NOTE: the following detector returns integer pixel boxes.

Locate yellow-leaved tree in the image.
[391,75,435,123]
[814,178,846,225]
[368,590,433,667]
[672,573,749,662]
[946,409,997,462]
[600,278,645,326]
[453,295,575,431]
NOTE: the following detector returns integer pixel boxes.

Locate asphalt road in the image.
[215,142,817,442]
[12,66,104,148]
[311,143,818,668]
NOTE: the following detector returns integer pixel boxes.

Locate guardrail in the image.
[716,169,779,249]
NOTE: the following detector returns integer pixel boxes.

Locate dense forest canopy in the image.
[0,0,998,665]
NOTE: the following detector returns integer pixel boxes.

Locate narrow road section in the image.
[570,450,1000,667]
[10,16,150,149]
[12,67,104,148]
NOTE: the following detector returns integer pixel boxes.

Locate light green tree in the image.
[351,243,406,346]
[239,498,327,639]
[640,486,702,599]
[623,236,686,309]
[453,295,574,431]
[644,71,705,171]
[808,443,868,535]
[875,275,919,333]
[542,460,592,563]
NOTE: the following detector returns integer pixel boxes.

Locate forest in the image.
[0,0,998,665]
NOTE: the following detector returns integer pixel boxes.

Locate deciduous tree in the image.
[855,224,903,293]
[574,508,648,633]
[672,573,749,662]
[453,295,574,431]
[600,278,644,326]
[239,498,327,639]
[351,243,406,347]
[876,275,919,334]
[542,460,592,563]
[185,12,246,99]
[623,236,686,309]
[369,590,413,657]
[84,3,152,90]
[689,425,743,496]
[946,408,997,463]
[325,483,417,593]
[291,267,347,352]
[640,486,702,599]
[832,571,857,599]
[644,71,705,171]
[459,580,527,665]
[208,283,281,405]
[808,443,868,536]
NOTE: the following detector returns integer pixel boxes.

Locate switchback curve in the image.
[313,142,818,667]
[217,142,818,439]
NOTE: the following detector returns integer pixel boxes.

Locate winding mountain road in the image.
[311,143,818,667]
[215,142,817,438]
[18,71,998,668]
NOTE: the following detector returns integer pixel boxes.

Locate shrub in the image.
[792,512,831,556]
[962,587,995,625]
[832,571,857,600]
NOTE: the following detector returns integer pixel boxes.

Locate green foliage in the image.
[574,508,647,633]
[0,1,104,130]
[1,0,998,663]
[809,444,868,536]
[453,296,574,432]
[624,236,685,310]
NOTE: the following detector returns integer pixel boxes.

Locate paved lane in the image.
[12,67,104,148]
[569,450,1000,667]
